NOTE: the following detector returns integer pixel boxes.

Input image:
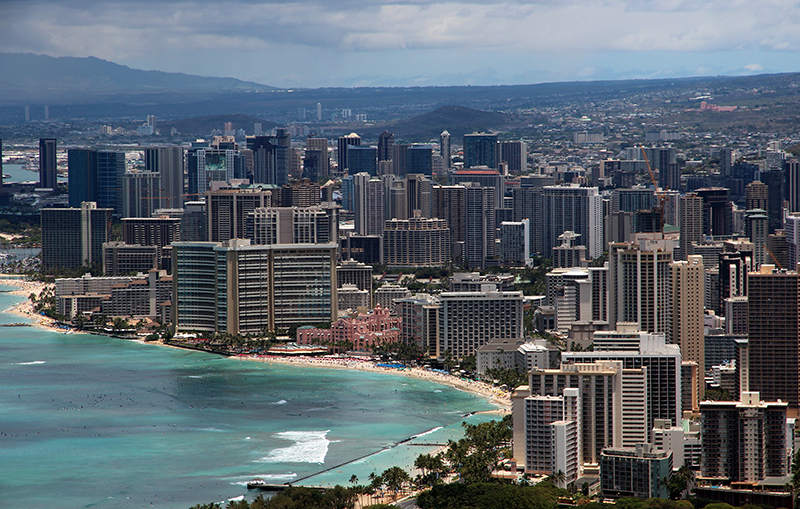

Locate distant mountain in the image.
[364,105,511,142]
[158,114,278,137]
[0,53,273,103]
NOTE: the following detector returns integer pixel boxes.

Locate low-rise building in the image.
[296,305,400,351]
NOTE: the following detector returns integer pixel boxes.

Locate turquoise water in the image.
[2,163,37,183]
[0,285,496,508]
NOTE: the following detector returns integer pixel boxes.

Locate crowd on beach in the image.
[0,276,57,329]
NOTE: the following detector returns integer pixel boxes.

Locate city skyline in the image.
[1,0,799,88]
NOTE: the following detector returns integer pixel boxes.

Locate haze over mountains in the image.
[2,52,800,136]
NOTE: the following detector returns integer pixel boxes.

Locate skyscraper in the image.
[465,184,495,268]
[304,138,329,182]
[206,187,271,242]
[608,236,673,334]
[39,138,57,189]
[696,187,733,237]
[679,193,703,261]
[337,133,361,172]
[406,145,433,175]
[440,130,451,170]
[747,264,799,409]
[541,185,603,260]
[144,146,184,209]
[671,255,705,402]
[377,131,394,162]
[759,171,785,233]
[41,202,112,270]
[786,158,800,213]
[97,150,126,214]
[463,132,497,169]
[248,130,291,186]
[347,145,377,176]
[68,148,98,208]
[498,140,527,174]
[433,185,466,257]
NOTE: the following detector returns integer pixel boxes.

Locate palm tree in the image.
[381,466,410,500]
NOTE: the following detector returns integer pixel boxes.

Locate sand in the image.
[235,353,512,410]
[0,276,59,329]
[0,274,513,409]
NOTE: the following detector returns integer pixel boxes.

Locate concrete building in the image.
[41,202,113,271]
[248,206,332,245]
[206,187,272,242]
[541,185,603,260]
[395,294,440,355]
[172,240,337,334]
[464,184,496,268]
[600,444,672,500]
[451,272,516,293]
[747,264,800,410]
[564,325,682,433]
[679,193,703,261]
[382,216,450,267]
[102,242,159,276]
[552,231,588,268]
[337,284,370,312]
[700,392,788,482]
[499,220,530,265]
[438,291,524,358]
[608,235,674,334]
[374,284,411,312]
[671,255,705,401]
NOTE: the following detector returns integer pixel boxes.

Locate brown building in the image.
[279,178,320,207]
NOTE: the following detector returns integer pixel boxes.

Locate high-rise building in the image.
[248,130,291,186]
[337,133,361,172]
[187,143,245,196]
[564,325,683,432]
[304,138,329,181]
[696,187,733,237]
[745,181,768,211]
[121,171,161,218]
[747,264,799,409]
[786,158,800,213]
[347,145,377,176]
[465,184,495,268]
[513,186,543,255]
[498,141,527,175]
[433,185,466,257]
[541,185,603,259]
[279,179,320,207]
[671,255,705,402]
[41,202,113,270]
[68,148,98,207]
[463,132,497,169]
[248,206,332,245]
[404,174,433,218]
[440,130,451,170]
[499,220,530,265]
[438,291,523,358]
[406,145,433,175]
[143,146,184,209]
[760,171,785,233]
[377,131,394,162]
[383,216,450,267]
[679,193,703,261]
[206,187,271,242]
[600,445,672,500]
[96,151,126,215]
[608,236,674,334]
[122,217,181,248]
[700,392,788,482]
[448,168,505,208]
[172,239,337,334]
[744,209,769,267]
[39,138,57,189]
[718,250,752,315]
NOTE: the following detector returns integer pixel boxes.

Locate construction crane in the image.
[639,146,670,234]
[763,243,783,269]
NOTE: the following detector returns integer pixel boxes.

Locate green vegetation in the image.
[417,481,565,509]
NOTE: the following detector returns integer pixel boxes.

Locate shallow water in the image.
[0,284,496,508]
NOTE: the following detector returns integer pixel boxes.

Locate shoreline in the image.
[235,354,511,410]
[0,275,57,329]
[0,275,512,409]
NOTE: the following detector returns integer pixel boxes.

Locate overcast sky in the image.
[1,0,799,88]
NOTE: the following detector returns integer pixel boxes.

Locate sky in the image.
[1,0,799,88]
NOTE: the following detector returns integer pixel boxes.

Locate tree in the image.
[381,466,411,498]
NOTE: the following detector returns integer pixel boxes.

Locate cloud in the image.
[0,0,798,87]
[744,63,764,71]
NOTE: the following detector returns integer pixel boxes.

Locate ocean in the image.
[0,284,497,508]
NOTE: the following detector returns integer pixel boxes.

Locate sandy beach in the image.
[235,353,512,410]
[0,275,58,329]
[0,274,512,409]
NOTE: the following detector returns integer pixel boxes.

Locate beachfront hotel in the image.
[172,239,337,334]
